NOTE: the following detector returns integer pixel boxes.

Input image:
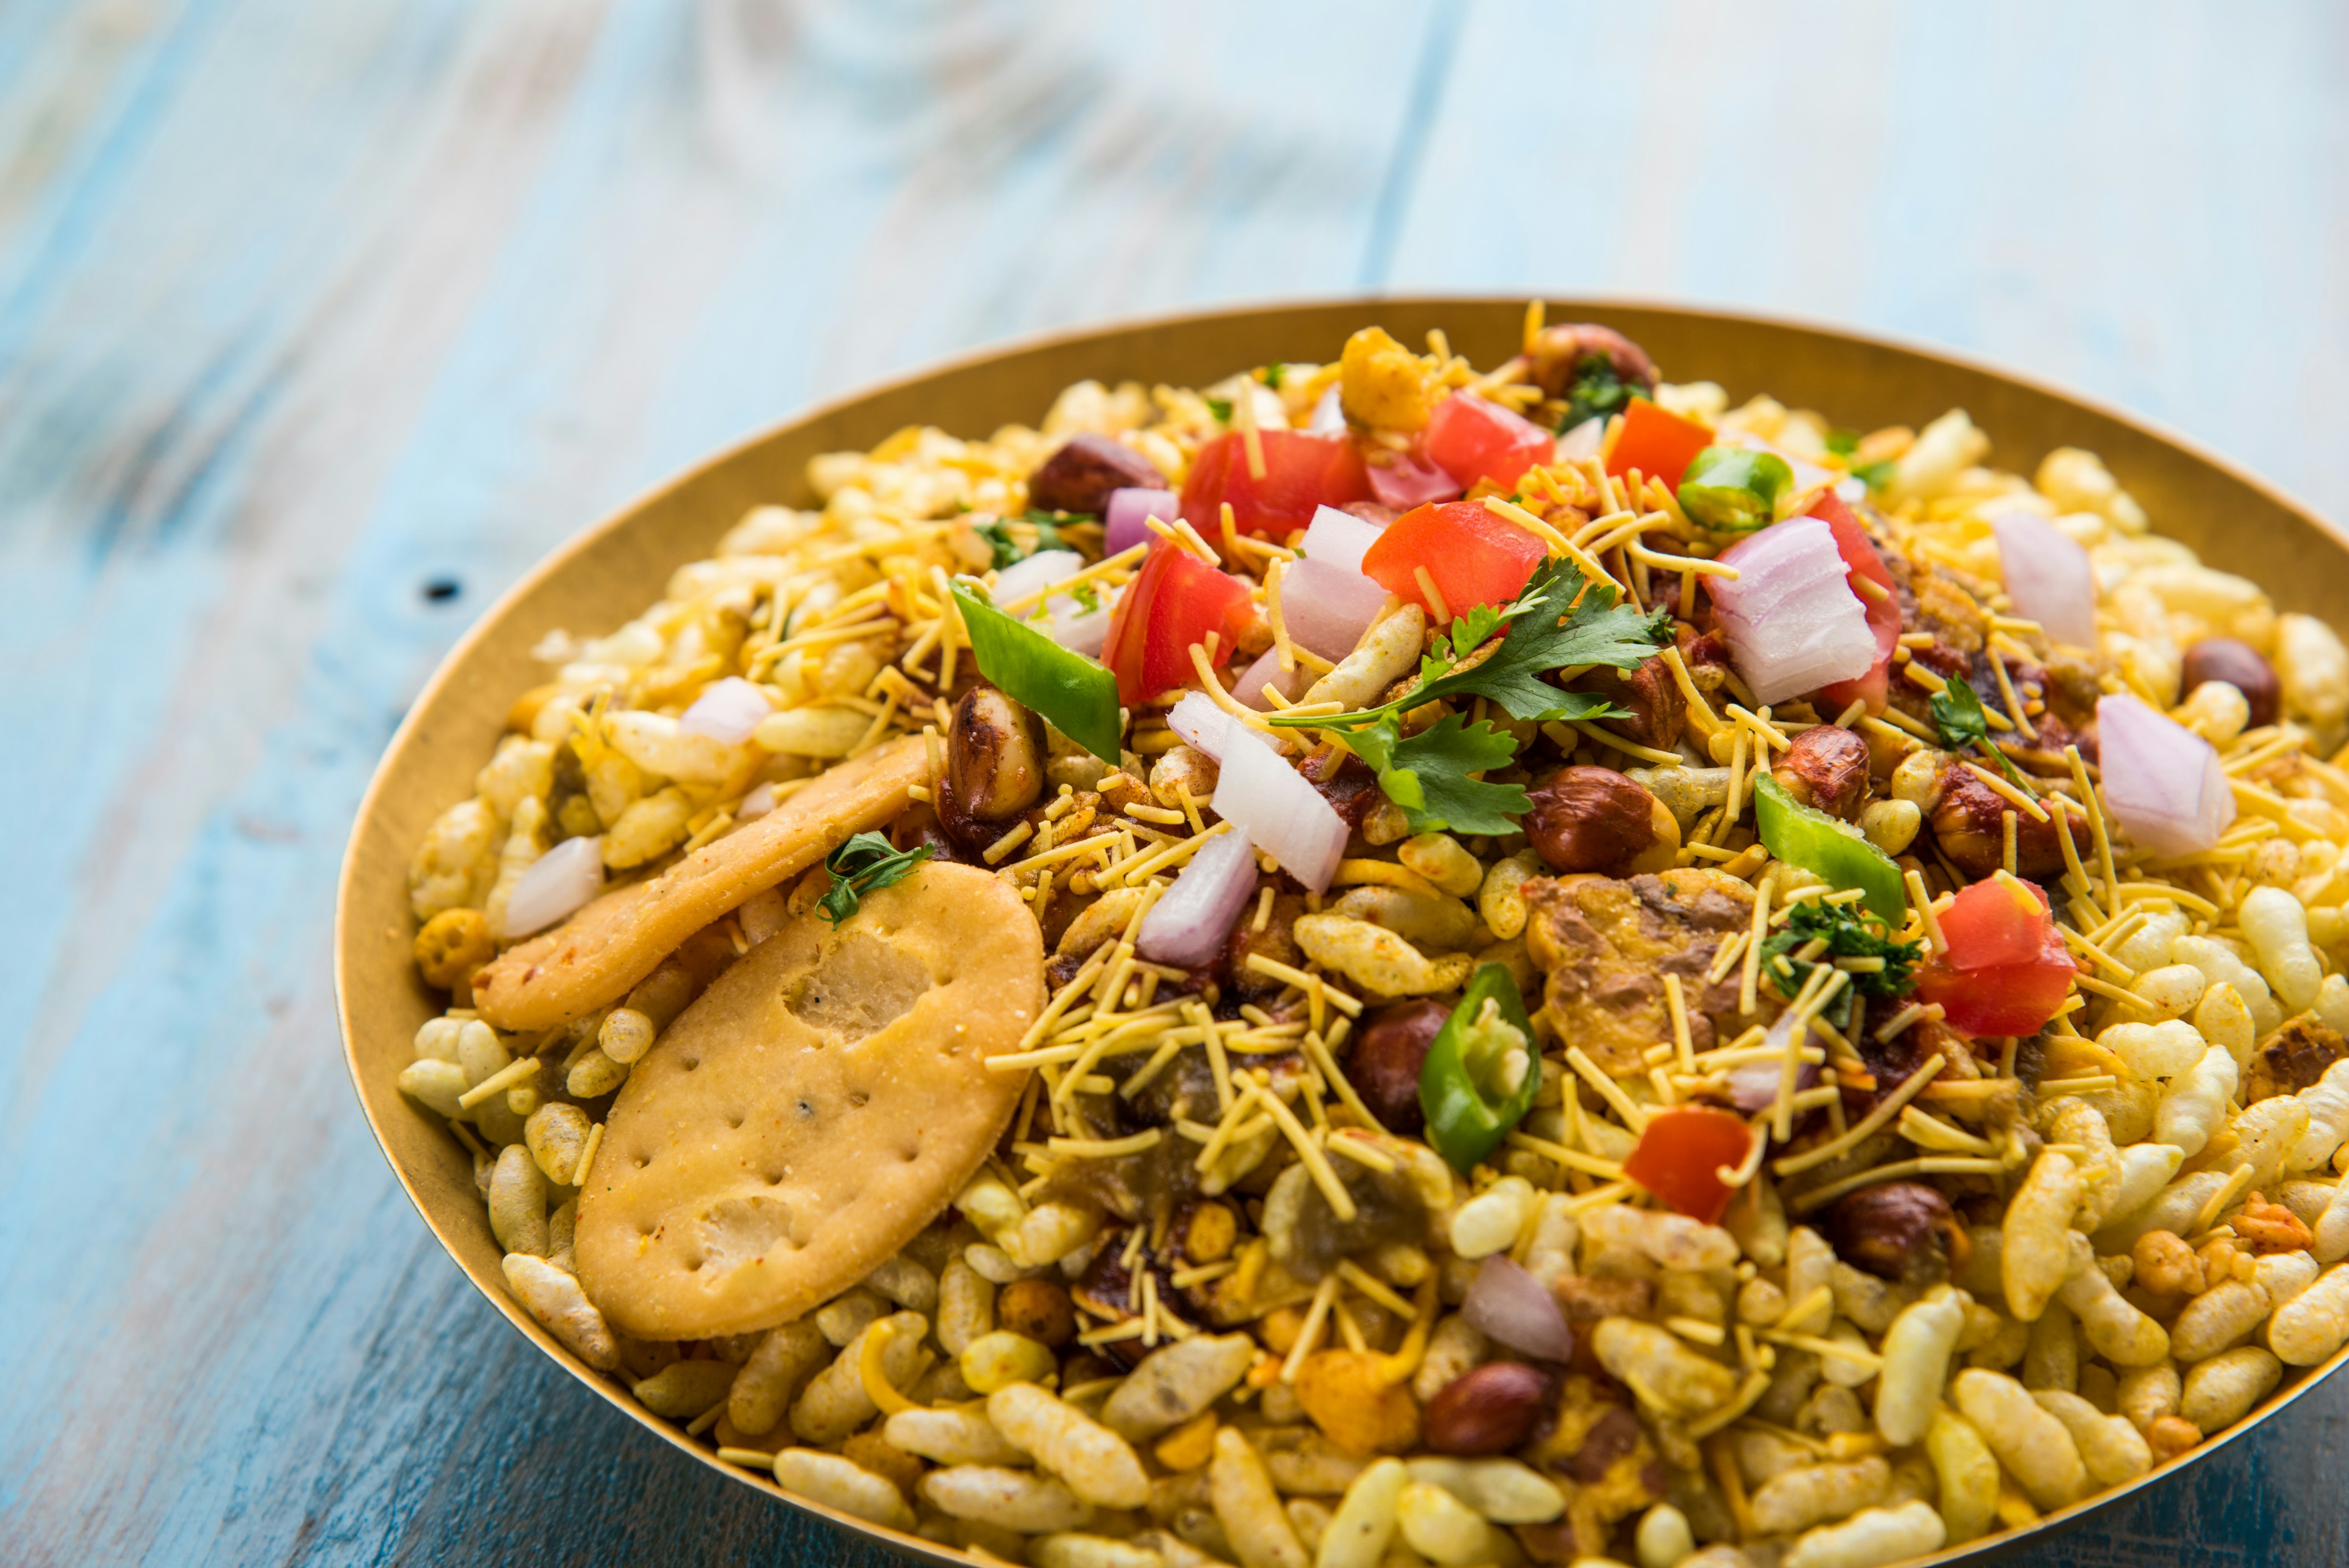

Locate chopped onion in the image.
[2096,693,2236,855]
[1303,504,1387,576]
[502,836,605,938]
[1234,648,1313,712]
[1556,417,1605,463]
[1044,598,1111,656]
[1990,509,2098,647]
[1308,385,1346,434]
[1105,488,1181,555]
[1366,449,1463,511]
[679,676,771,744]
[737,782,777,821]
[1135,830,1260,968]
[1279,557,1389,661]
[1461,1255,1575,1362]
[1729,1015,1822,1114]
[1833,475,1867,504]
[1165,691,1234,760]
[1710,517,1879,705]
[1211,726,1347,893]
[992,548,1086,610]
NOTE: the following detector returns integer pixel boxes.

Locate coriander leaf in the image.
[1931,678,2038,795]
[973,518,1022,570]
[1557,357,1635,434]
[1449,603,1507,660]
[1269,555,1669,737]
[1852,458,1898,490]
[973,511,1068,569]
[818,832,932,925]
[1824,428,1861,457]
[1929,678,1990,751]
[1068,579,1102,612]
[1260,363,1286,389]
[1353,713,1530,836]
[1758,902,1921,1028]
[1022,510,1071,550]
[1409,557,1674,723]
[1205,396,1233,423]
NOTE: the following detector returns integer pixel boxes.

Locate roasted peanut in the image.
[1345,1000,1449,1135]
[1829,1181,1964,1285]
[1773,724,1870,819]
[1028,433,1165,514]
[948,684,1045,822]
[2180,637,2280,730]
[999,1278,1078,1348]
[1422,1362,1553,1455]
[1524,766,1666,875]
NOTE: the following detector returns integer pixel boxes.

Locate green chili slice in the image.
[1752,772,1907,923]
[1418,962,1542,1175]
[949,581,1123,764]
[1676,445,1794,533]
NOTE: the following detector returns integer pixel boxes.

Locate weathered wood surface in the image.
[4,1,2345,1563]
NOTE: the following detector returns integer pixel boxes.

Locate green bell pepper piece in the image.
[950,582,1123,764]
[1418,962,1541,1175]
[1677,444,1794,533]
[1752,772,1907,923]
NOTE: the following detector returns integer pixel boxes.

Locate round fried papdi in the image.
[474,735,926,1032]
[574,861,1042,1340]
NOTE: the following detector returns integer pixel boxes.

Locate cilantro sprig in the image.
[1557,357,1636,434]
[1267,557,1672,833]
[818,833,933,925]
[974,511,1071,570]
[1759,902,1921,1029]
[1929,677,2039,795]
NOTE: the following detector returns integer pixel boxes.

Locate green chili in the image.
[1676,444,1794,533]
[949,581,1123,763]
[1752,773,1907,923]
[1418,962,1541,1175]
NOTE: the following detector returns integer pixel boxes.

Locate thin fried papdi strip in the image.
[474,736,926,1030]
[574,861,1043,1340]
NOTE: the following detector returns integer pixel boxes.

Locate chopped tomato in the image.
[1913,878,2077,1036]
[1604,397,1713,489]
[1624,1106,1754,1224]
[1179,429,1371,540]
[1936,877,2057,967]
[1101,544,1255,705]
[1423,393,1555,492]
[1360,500,1546,623]
[1811,491,1901,715]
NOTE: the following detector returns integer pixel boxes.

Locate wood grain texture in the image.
[1,1,2342,1564]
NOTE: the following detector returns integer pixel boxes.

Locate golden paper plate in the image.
[336,298,2349,1567]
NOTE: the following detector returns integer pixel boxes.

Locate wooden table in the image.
[6,2,2345,1563]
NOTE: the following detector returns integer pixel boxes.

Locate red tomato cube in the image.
[1179,429,1371,541]
[1101,544,1255,705]
[1359,501,1547,624]
[1423,393,1556,492]
[1624,1106,1754,1224]
[1605,398,1714,489]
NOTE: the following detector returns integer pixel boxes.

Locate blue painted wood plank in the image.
[1,1,2343,1565]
